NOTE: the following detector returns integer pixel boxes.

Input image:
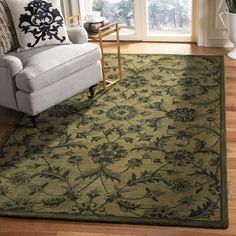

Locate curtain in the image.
[60,0,80,19]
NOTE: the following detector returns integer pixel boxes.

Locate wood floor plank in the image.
[0,42,235,235]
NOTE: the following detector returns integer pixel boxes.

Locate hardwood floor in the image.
[0,42,235,236]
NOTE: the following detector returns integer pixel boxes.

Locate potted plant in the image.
[220,0,236,59]
[225,0,236,13]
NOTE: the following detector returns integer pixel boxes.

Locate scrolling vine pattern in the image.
[0,54,226,226]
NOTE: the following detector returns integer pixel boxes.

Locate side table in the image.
[87,22,122,88]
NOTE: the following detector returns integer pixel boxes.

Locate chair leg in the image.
[89,84,97,99]
[30,115,38,128]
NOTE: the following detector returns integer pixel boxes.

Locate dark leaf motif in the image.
[106,105,138,121]
[0,160,17,170]
[166,170,182,175]
[76,168,101,180]
[120,75,147,88]
[102,167,120,182]
[104,128,114,136]
[159,67,178,74]
[34,167,68,181]
[145,187,164,202]
[23,134,36,146]
[165,87,177,96]
[90,123,104,131]
[64,143,87,150]
[64,189,78,201]
[87,190,100,199]
[189,198,213,218]
[198,86,209,95]
[48,104,78,118]
[116,127,126,136]
[194,139,207,152]
[199,150,220,156]
[131,173,136,181]
[37,172,64,181]
[152,158,163,164]
[67,155,83,165]
[195,182,203,194]
[0,186,8,196]
[51,154,60,159]
[93,110,104,115]
[62,170,70,179]
[76,131,87,139]
[91,136,104,142]
[128,158,143,168]
[29,182,49,195]
[34,163,41,168]
[127,172,165,186]
[77,166,120,182]
[42,197,66,207]
[138,133,153,141]
[89,142,127,165]
[124,137,133,143]
[133,137,167,153]
[167,108,196,123]
[58,132,72,144]
[189,169,218,183]
[3,200,33,211]
[117,200,141,212]
[145,118,163,131]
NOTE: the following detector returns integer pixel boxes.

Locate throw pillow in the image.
[5,0,71,51]
[0,0,19,54]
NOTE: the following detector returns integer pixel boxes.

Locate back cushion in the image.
[5,0,71,52]
[0,0,19,54]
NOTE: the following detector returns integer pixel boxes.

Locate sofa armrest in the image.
[67,27,88,44]
[0,54,23,76]
[0,55,23,111]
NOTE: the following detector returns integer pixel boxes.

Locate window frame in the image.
[79,0,197,42]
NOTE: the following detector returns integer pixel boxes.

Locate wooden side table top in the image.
[87,22,120,40]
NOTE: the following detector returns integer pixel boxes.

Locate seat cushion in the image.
[14,43,101,92]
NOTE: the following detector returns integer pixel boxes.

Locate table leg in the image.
[96,22,122,89]
[99,31,106,88]
[116,23,122,81]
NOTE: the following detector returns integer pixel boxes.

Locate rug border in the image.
[219,56,229,228]
[0,54,229,229]
[0,211,229,229]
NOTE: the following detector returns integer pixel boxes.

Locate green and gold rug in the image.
[0,54,228,228]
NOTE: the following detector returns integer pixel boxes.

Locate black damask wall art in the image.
[19,0,66,48]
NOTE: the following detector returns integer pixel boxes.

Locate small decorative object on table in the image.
[84,14,122,88]
[65,13,88,44]
[219,0,236,59]
[84,20,110,35]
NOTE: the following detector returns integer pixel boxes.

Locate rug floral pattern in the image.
[0,54,227,228]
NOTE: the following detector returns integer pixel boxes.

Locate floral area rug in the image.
[0,54,228,228]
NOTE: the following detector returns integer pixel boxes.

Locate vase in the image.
[219,10,236,59]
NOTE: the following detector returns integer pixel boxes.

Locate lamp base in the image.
[227,47,236,60]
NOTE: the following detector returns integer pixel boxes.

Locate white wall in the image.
[197,0,233,47]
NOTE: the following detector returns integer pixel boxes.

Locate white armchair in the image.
[0,27,103,127]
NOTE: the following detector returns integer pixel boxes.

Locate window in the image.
[92,0,135,35]
[148,0,192,36]
[80,0,197,42]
